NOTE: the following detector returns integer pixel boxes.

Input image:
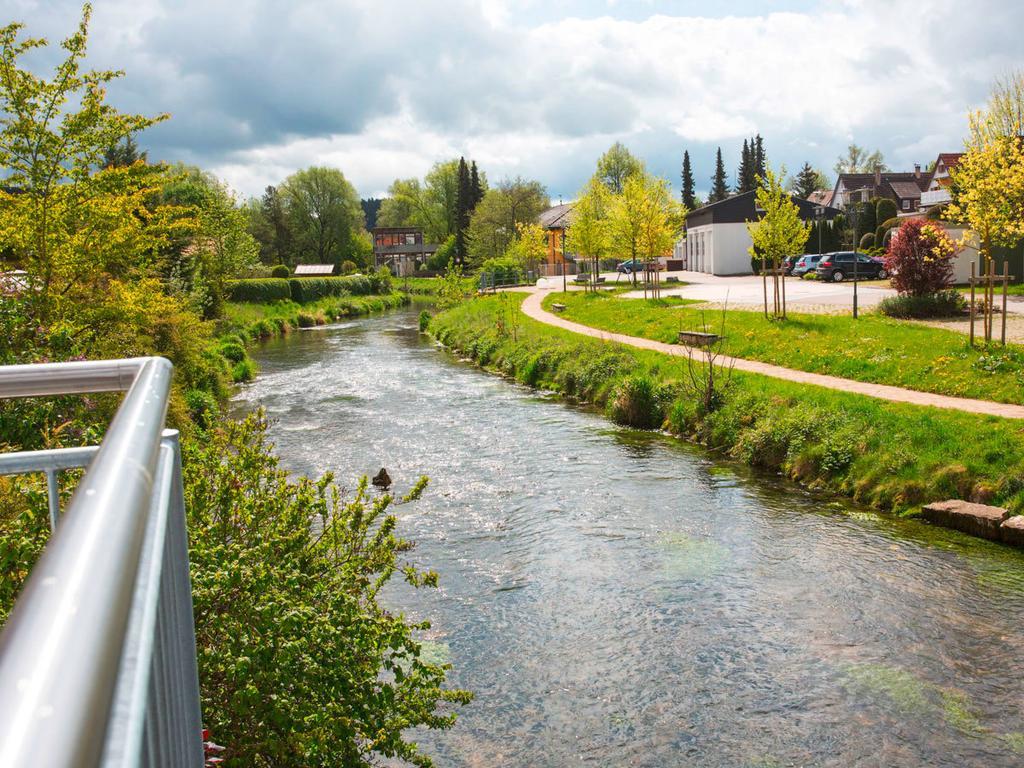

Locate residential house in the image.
[372,226,438,276]
[831,167,931,212]
[920,152,964,209]
[677,191,840,276]
[537,203,575,269]
[807,189,834,207]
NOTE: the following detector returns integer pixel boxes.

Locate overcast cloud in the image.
[4,0,1021,200]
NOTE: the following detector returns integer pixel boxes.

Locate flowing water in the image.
[234,307,1024,767]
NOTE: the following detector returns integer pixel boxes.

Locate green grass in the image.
[220,293,408,338]
[544,291,1024,404]
[431,294,1024,516]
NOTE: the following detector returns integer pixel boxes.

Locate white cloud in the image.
[7,0,1020,197]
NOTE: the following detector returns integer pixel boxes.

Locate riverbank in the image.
[428,294,1024,517]
[544,290,1024,405]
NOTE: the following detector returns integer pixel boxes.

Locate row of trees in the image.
[569,144,683,286]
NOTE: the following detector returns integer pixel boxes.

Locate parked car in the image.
[783,255,802,275]
[792,254,824,278]
[815,251,889,282]
[617,259,645,274]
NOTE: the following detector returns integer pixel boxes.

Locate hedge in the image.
[288,275,374,303]
[227,278,291,303]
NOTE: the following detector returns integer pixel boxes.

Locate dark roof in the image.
[538,203,574,229]
[372,226,424,234]
[835,171,930,195]
[685,190,840,228]
[887,181,924,199]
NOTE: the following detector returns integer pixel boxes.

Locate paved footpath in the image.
[518,288,1024,420]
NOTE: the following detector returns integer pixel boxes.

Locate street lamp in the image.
[813,205,825,255]
[561,229,567,293]
[847,203,860,319]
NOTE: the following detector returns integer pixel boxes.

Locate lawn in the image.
[431,294,1024,515]
[543,291,1024,404]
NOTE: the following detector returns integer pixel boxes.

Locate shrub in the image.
[288,276,373,303]
[296,311,317,328]
[368,265,393,294]
[184,388,219,431]
[270,264,290,278]
[247,319,276,340]
[227,278,291,303]
[875,197,898,226]
[874,225,889,251]
[608,374,664,429]
[885,219,956,296]
[218,341,247,363]
[427,235,456,271]
[480,256,525,286]
[340,260,358,275]
[419,310,431,332]
[859,232,875,250]
[231,358,256,382]
[878,290,965,318]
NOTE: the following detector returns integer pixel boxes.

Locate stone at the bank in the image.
[999,515,1024,547]
[921,499,1010,541]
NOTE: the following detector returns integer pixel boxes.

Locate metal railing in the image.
[0,357,204,767]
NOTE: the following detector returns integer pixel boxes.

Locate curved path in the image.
[519,288,1024,420]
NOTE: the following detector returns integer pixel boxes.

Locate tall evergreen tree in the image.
[469,161,484,209]
[753,134,766,181]
[680,150,696,210]
[736,139,753,193]
[101,133,145,168]
[792,163,820,200]
[453,157,471,265]
[709,147,729,203]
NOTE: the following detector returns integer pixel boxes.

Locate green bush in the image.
[247,319,276,340]
[184,388,219,431]
[608,374,665,429]
[876,197,898,225]
[368,266,393,294]
[227,278,292,303]
[419,310,431,332]
[218,341,247,364]
[878,290,965,319]
[297,311,317,328]
[270,264,290,278]
[860,232,875,250]
[427,236,456,271]
[231,358,257,382]
[288,275,374,303]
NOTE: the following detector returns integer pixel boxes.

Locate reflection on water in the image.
[234,309,1024,768]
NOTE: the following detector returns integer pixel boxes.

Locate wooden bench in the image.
[665,276,680,283]
[551,303,567,313]
[678,330,722,347]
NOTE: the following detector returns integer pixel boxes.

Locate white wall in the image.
[710,223,754,275]
[945,227,982,285]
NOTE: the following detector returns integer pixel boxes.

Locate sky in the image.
[3,0,1022,202]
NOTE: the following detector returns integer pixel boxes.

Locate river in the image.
[233,306,1024,767]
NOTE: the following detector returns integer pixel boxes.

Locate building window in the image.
[902,200,910,210]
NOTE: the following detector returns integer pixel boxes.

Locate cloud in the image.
[5,0,1022,198]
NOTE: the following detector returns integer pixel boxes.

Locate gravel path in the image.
[518,288,1024,420]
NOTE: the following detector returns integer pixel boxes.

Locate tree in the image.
[608,172,682,287]
[454,157,472,264]
[567,177,612,291]
[466,177,548,266]
[885,219,956,296]
[948,71,1024,342]
[0,5,169,322]
[747,166,811,318]
[505,221,547,273]
[753,134,767,181]
[790,162,825,200]
[680,150,696,210]
[102,133,146,168]
[376,160,464,244]
[595,142,644,194]
[377,178,421,228]
[360,197,382,230]
[280,167,364,272]
[709,147,730,203]
[470,161,485,208]
[736,139,754,194]
[245,185,293,265]
[834,143,887,175]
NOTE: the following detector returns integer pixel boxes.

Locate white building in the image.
[677,191,840,276]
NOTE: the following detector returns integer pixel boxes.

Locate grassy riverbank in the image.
[430,294,1024,516]
[545,291,1024,404]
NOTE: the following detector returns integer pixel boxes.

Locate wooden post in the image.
[969,261,976,346]
[762,255,768,319]
[1002,260,1009,346]
[989,259,996,343]
[781,264,787,319]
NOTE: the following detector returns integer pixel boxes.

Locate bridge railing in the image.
[0,357,204,767]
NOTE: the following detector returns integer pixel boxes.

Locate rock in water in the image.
[372,467,392,490]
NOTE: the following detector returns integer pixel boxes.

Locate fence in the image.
[479,269,537,291]
[0,357,204,767]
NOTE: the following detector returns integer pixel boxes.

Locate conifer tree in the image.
[453,157,471,265]
[793,162,819,200]
[736,138,752,193]
[680,150,696,210]
[469,160,484,209]
[709,147,729,203]
[753,134,766,181]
